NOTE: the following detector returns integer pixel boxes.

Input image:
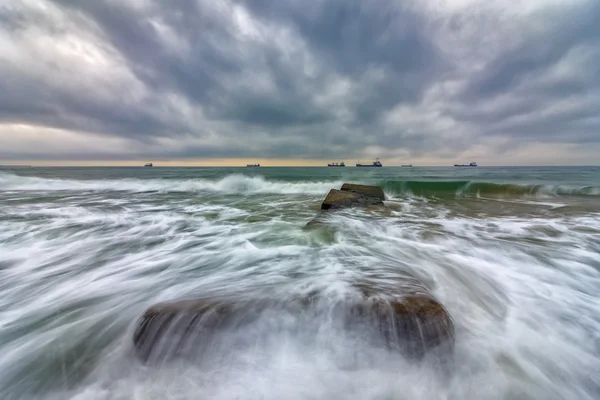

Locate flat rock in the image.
[340,183,385,200]
[321,189,384,210]
[133,284,454,364]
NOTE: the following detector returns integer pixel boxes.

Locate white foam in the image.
[1,178,600,399]
[0,172,341,196]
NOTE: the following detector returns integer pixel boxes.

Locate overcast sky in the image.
[0,0,599,165]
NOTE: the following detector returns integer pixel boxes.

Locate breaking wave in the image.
[0,172,341,196]
[2,172,599,199]
[380,180,600,198]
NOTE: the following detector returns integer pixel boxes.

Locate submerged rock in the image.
[133,283,454,364]
[133,297,309,364]
[353,277,454,358]
[304,217,325,228]
[321,189,384,210]
[340,183,385,201]
[350,294,454,359]
[132,298,233,363]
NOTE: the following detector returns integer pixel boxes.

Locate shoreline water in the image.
[1,166,599,399]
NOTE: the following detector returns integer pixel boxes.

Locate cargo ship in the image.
[246,163,260,167]
[454,162,477,167]
[356,158,382,167]
[327,161,345,167]
[144,163,153,167]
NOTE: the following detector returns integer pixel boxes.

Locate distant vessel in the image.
[246,163,260,167]
[356,158,382,167]
[327,161,345,167]
[401,164,413,167]
[144,163,153,167]
[454,162,477,167]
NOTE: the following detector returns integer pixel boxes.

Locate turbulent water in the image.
[1,166,600,400]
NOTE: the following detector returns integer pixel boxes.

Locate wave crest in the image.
[0,172,341,195]
[380,180,600,198]
[2,172,598,198]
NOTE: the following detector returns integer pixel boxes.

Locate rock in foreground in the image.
[133,297,311,364]
[132,298,233,363]
[133,288,454,364]
[351,294,454,359]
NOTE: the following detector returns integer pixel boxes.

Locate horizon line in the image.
[1,164,598,168]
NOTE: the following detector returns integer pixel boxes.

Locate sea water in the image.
[0,166,599,400]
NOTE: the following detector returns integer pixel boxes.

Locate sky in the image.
[0,0,599,166]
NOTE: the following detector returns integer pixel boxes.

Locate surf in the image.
[0,172,343,196]
[1,166,600,399]
[380,180,600,198]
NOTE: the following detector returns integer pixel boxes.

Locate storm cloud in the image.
[0,0,599,164]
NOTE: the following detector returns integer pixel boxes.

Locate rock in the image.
[132,283,454,364]
[344,297,454,360]
[304,217,325,228]
[319,184,385,210]
[352,279,454,359]
[132,298,235,363]
[321,189,384,210]
[132,297,309,364]
[370,295,454,359]
[340,183,385,201]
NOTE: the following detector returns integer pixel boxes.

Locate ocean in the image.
[1,166,599,400]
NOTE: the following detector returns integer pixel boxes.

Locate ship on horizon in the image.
[246,163,260,167]
[454,162,477,167]
[327,161,345,167]
[144,162,153,167]
[356,158,382,167]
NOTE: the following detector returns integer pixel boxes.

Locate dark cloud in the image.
[447,1,600,148]
[462,3,600,101]
[0,0,599,163]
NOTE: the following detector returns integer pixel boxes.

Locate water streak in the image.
[1,167,599,400]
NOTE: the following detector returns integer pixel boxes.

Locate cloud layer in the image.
[1,0,599,164]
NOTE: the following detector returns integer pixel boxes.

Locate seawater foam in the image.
[0,172,342,196]
[26,208,598,400]
[2,171,600,399]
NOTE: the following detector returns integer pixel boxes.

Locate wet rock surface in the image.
[304,216,326,228]
[132,297,300,364]
[349,294,455,359]
[133,283,454,365]
[340,183,385,201]
[321,189,384,210]
[319,183,386,210]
